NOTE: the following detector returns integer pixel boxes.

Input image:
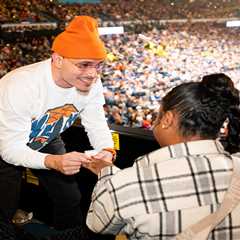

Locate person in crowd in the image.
[0,15,116,238]
[1,23,240,128]
[86,73,240,239]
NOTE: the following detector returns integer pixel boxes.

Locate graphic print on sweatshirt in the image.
[28,104,79,150]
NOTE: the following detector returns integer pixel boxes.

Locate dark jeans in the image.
[0,137,115,239]
[0,137,82,229]
[0,158,23,221]
[32,137,83,230]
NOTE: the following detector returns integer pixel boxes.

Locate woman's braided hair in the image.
[161,73,240,153]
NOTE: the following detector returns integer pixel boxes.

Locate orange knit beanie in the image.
[52,16,107,59]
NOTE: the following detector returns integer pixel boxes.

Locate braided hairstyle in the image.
[161,73,240,153]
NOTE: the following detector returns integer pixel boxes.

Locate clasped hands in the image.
[82,150,113,175]
[45,150,113,175]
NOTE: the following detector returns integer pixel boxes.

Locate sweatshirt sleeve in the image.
[80,78,114,151]
[0,73,47,169]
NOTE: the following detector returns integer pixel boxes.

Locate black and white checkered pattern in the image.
[87,140,240,239]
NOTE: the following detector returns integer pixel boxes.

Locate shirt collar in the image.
[148,139,227,164]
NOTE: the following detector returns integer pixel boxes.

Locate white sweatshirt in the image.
[0,59,113,169]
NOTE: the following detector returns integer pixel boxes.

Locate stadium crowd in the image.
[102,23,240,127]
[0,0,239,23]
[0,0,240,128]
[1,22,239,128]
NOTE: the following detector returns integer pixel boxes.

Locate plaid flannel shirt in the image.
[87,140,240,239]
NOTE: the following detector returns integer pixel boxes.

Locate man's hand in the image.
[83,150,113,175]
[44,151,91,175]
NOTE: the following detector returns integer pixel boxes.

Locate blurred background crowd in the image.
[0,0,240,23]
[0,0,240,128]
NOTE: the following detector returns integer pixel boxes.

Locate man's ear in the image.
[161,111,174,129]
[52,53,63,68]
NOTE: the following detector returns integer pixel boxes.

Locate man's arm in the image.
[0,73,48,168]
[0,73,91,172]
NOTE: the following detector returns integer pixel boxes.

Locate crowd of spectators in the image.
[0,0,239,128]
[54,0,240,22]
[0,0,239,24]
[1,22,239,128]
[102,23,240,128]
[0,0,55,23]
[0,36,52,76]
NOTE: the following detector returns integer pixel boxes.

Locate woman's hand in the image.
[82,150,114,175]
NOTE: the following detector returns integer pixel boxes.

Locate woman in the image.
[86,73,240,239]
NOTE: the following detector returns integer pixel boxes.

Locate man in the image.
[0,16,115,232]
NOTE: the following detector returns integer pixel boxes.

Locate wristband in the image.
[103,148,117,162]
